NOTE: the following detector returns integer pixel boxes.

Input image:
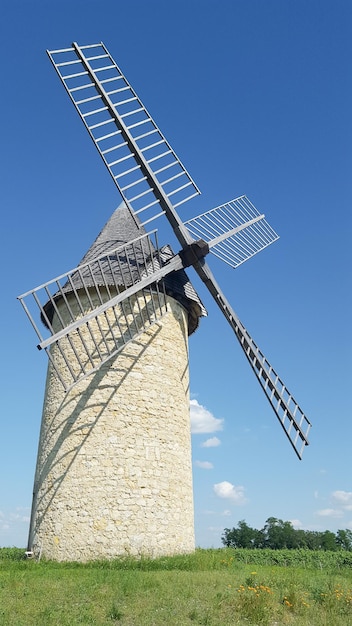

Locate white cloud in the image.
[332,490,352,505]
[213,481,247,505]
[222,509,232,517]
[194,460,213,469]
[201,436,221,448]
[190,399,224,434]
[316,508,344,518]
[290,519,303,529]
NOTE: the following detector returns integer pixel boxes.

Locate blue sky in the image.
[1,0,351,549]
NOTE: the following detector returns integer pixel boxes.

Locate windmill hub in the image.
[179,239,210,268]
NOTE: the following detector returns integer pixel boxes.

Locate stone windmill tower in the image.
[25,204,205,561]
[19,42,311,561]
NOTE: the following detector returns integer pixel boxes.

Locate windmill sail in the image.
[185,195,279,268]
[18,230,169,391]
[47,42,200,229]
[194,259,311,459]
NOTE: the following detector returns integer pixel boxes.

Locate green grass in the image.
[1,548,352,625]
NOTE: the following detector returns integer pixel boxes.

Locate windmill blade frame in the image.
[47,42,200,231]
[192,258,311,459]
[18,231,174,391]
[184,195,280,269]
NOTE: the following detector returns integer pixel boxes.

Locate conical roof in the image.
[45,203,206,336]
[69,203,156,293]
[82,203,206,335]
[79,203,151,264]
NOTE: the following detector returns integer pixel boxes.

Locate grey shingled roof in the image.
[68,204,154,292]
[79,203,151,265]
[46,203,206,335]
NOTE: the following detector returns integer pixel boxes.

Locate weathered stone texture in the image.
[29,292,194,561]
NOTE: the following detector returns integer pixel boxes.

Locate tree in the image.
[236,520,257,548]
[294,529,309,549]
[320,530,337,551]
[262,517,297,549]
[221,519,352,551]
[336,529,352,551]
[222,527,236,548]
[252,528,266,548]
[221,520,257,548]
[302,530,322,550]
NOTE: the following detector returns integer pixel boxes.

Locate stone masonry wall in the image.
[28,291,194,561]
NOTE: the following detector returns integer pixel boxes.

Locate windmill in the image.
[18,42,311,561]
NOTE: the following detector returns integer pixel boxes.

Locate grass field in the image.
[1,548,352,625]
